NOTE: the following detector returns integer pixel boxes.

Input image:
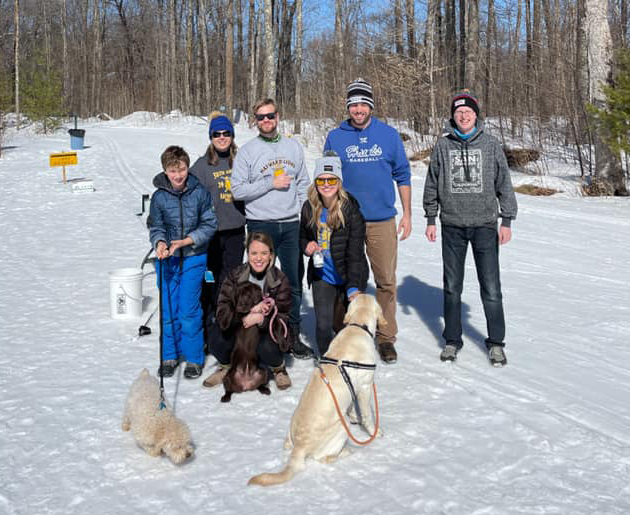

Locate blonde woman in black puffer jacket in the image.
[299,155,369,356]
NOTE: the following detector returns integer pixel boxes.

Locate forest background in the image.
[1,0,629,194]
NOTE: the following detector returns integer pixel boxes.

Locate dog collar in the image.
[346,322,374,339]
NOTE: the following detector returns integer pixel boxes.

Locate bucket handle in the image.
[118,283,143,302]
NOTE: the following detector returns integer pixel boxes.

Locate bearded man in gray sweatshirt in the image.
[231,98,313,359]
[423,91,518,367]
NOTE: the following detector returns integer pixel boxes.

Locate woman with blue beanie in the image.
[190,112,246,360]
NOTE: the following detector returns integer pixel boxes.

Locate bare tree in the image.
[14,0,19,129]
[394,0,404,55]
[226,0,234,115]
[294,0,303,134]
[405,0,415,59]
[198,0,211,114]
[263,0,275,98]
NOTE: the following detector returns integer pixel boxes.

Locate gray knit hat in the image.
[346,78,374,109]
[314,156,343,182]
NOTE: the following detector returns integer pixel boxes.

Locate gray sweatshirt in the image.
[230,135,309,222]
[423,121,518,228]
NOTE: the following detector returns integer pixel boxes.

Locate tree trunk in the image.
[405,0,415,59]
[184,0,193,113]
[294,0,303,134]
[466,0,479,92]
[62,0,68,111]
[198,0,211,113]
[394,0,404,56]
[582,0,628,194]
[248,0,257,111]
[91,0,103,115]
[263,0,275,98]
[458,0,466,88]
[14,0,19,129]
[226,0,234,116]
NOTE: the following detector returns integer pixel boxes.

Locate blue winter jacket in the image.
[324,117,411,222]
[149,172,217,257]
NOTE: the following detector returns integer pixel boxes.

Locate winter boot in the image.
[157,359,180,378]
[183,363,203,379]
[291,326,314,359]
[488,345,507,367]
[202,364,230,388]
[272,364,292,390]
[440,344,459,362]
[377,341,397,364]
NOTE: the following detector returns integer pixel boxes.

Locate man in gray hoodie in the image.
[423,91,517,366]
[231,98,313,359]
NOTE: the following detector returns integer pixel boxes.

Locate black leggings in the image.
[208,323,284,368]
[311,278,348,356]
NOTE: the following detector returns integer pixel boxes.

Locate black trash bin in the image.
[69,129,86,150]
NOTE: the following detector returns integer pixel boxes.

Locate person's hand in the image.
[425,225,437,242]
[242,312,264,328]
[272,172,293,190]
[168,239,189,256]
[499,226,512,245]
[348,291,360,302]
[397,213,412,241]
[250,301,271,316]
[156,241,169,259]
[305,241,321,256]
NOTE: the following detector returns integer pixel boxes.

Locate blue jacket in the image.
[149,172,217,257]
[324,117,411,222]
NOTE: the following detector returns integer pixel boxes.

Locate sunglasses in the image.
[255,112,277,121]
[211,130,232,138]
[315,177,339,186]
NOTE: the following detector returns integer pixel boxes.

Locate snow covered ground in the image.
[0,114,628,515]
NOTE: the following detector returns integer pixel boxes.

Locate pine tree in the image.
[21,55,64,134]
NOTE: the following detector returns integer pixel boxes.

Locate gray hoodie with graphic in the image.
[423,121,517,228]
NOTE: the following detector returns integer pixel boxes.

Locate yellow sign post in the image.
[49,152,78,183]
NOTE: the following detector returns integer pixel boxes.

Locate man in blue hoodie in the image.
[324,79,412,364]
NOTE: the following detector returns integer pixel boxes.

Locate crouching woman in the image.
[202,231,293,391]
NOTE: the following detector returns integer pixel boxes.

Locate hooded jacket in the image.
[423,121,518,228]
[148,172,217,256]
[323,116,411,222]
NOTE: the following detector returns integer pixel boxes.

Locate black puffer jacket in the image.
[299,193,368,291]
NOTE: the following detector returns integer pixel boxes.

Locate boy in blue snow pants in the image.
[149,145,217,379]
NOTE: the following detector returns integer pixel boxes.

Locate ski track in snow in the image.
[0,117,629,515]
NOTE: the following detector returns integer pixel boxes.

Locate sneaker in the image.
[157,359,179,378]
[378,342,397,364]
[202,365,230,388]
[291,336,314,360]
[440,344,459,362]
[488,345,507,367]
[183,363,203,379]
[272,365,292,390]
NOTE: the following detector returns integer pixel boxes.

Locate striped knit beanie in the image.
[346,78,374,109]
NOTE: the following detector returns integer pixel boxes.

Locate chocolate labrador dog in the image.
[221,283,271,403]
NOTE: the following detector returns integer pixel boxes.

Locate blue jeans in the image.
[156,253,206,365]
[441,225,505,349]
[246,220,302,329]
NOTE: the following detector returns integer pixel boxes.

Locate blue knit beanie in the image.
[209,115,234,139]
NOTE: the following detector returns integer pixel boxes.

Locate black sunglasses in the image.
[255,112,277,121]
[211,130,232,138]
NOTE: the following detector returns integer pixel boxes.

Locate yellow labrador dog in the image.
[248,294,386,486]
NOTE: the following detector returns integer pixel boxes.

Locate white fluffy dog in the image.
[248,294,386,486]
[122,368,194,464]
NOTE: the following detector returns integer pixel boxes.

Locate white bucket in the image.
[109,268,144,319]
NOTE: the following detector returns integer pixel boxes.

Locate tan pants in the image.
[365,218,398,344]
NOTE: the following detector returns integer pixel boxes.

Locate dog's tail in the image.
[247,448,306,487]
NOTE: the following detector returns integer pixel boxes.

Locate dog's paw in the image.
[221,392,232,403]
[258,385,271,395]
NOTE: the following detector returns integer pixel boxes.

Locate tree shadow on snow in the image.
[397,275,488,353]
